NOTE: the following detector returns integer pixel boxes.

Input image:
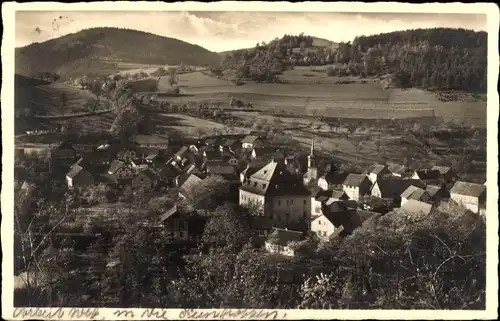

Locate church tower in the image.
[303,136,318,185]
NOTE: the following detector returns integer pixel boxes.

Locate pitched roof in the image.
[107,159,124,174]
[159,205,178,223]
[375,179,425,199]
[176,146,189,157]
[206,164,238,176]
[66,164,85,178]
[180,173,203,191]
[369,164,388,175]
[240,161,310,197]
[401,185,426,200]
[425,185,442,198]
[222,138,239,147]
[134,169,160,181]
[321,171,349,186]
[399,200,433,215]
[314,189,332,202]
[431,165,453,175]
[253,147,280,156]
[265,228,303,247]
[343,173,369,187]
[413,169,442,180]
[241,135,260,144]
[387,163,408,175]
[204,137,220,145]
[330,190,348,200]
[450,181,486,198]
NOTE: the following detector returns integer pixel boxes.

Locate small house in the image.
[264,228,304,257]
[398,199,433,216]
[400,185,430,206]
[411,169,442,185]
[368,164,392,183]
[425,184,447,204]
[158,205,190,243]
[312,206,379,240]
[342,174,372,201]
[318,171,349,191]
[431,166,457,182]
[219,138,241,154]
[449,181,486,214]
[241,135,265,149]
[387,163,411,178]
[179,173,204,200]
[251,147,284,161]
[51,141,76,164]
[371,179,424,205]
[131,170,159,190]
[206,163,239,182]
[107,159,134,179]
[204,137,221,148]
[66,165,94,189]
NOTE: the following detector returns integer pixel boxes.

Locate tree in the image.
[84,97,101,113]
[14,191,77,306]
[181,175,230,212]
[167,68,179,86]
[202,204,255,252]
[59,92,68,114]
[77,183,111,206]
[110,103,143,141]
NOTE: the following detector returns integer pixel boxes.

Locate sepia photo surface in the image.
[2,2,499,320]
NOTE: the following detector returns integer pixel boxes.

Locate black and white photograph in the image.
[2,2,498,320]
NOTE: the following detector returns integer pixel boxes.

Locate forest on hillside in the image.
[219,28,487,92]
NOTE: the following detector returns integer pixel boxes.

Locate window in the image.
[303,200,307,205]
[278,200,281,206]
[303,211,307,218]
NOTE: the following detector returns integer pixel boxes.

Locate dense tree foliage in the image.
[221,28,486,92]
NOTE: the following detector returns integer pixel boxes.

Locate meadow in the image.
[15,83,101,117]
[154,69,486,126]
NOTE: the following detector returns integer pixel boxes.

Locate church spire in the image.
[309,135,315,157]
[308,135,315,169]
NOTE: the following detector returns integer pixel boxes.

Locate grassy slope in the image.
[14,74,115,134]
[15,27,221,80]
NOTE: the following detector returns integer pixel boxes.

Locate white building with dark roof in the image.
[66,165,94,189]
[449,181,486,214]
[368,164,391,183]
[342,173,372,201]
[239,160,311,230]
[264,228,304,256]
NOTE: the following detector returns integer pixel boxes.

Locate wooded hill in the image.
[219,28,487,92]
[15,27,221,80]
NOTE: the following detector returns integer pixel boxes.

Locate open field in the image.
[15,83,99,116]
[153,69,486,127]
[152,113,251,138]
[280,66,375,84]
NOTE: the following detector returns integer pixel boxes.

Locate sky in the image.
[15,11,487,52]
